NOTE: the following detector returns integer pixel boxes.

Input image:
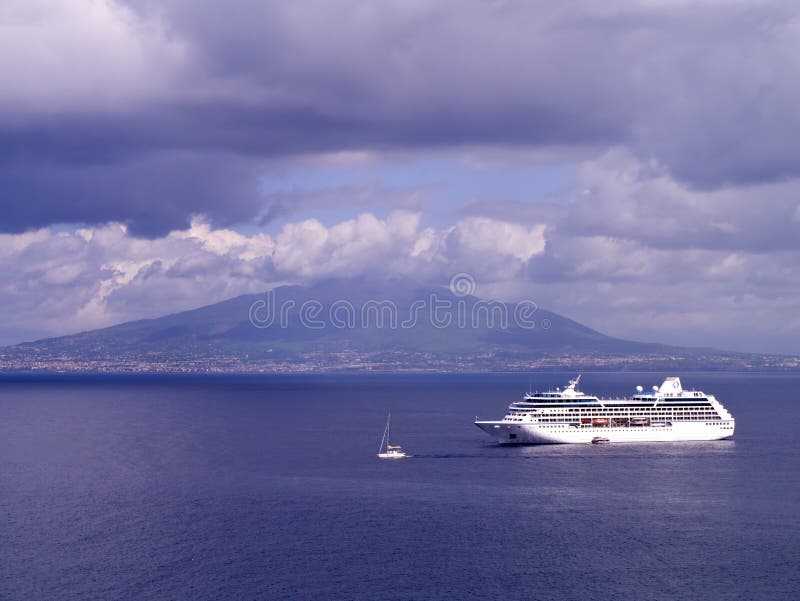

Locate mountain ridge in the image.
[1,279,796,372]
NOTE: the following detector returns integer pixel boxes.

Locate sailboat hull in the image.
[377,451,407,459]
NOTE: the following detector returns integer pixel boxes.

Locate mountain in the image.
[1,279,795,372]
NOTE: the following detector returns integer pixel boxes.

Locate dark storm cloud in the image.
[3,0,799,235]
[0,151,263,237]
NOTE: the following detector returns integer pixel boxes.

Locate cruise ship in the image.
[475,376,735,444]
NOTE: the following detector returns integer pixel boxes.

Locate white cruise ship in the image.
[475,376,735,444]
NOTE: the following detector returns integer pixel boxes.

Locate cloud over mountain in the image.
[2,0,800,355]
[0,212,547,344]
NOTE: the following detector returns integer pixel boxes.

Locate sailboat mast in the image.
[378,413,390,453]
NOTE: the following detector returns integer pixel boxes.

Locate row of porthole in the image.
[512,422,728,428]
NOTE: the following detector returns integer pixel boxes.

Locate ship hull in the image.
[474,420,735,444]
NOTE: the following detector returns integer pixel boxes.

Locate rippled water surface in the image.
[2,372,798,600]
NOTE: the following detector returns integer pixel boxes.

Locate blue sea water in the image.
[1,372,798,600]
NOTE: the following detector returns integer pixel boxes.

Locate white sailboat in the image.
[377,413,407,459]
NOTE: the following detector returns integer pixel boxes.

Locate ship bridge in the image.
[511,376,601,411]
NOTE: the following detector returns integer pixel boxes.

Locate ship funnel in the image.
[658,377,682,394]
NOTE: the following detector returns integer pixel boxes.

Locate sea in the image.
[1,372,798,600]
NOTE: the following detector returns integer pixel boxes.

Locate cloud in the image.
[1,198,799,354]
[0,0,186,113]
[0,212,546,344]
[459,149,800,353]
[442,218,547,283]
[521,226,800,354]
[564,148,800,252]
[3,0,800,235]
[0,151,265,237]
[4,0,800,355]
[462,148,800,254]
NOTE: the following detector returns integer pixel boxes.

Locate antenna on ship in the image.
[567,374,581,390]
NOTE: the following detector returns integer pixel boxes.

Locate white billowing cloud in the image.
[270,219,329,278]
[266,211,546,282]
[0,211,545,344]
[440,218,547,284]
[0,228,50,254]
[410,226,442,259]
[315,211,420,275]
[449,218,546,262]
[0,221,272,343]
[524,250,800,355]
[174,220,274,259]
[4,156,800,355]
[0,0,187,113]
[563,148,800,252]
[420,147,800,354]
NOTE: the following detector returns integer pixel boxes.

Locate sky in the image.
[2,0,800,354]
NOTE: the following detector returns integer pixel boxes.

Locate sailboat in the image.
[377,413,408,459]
